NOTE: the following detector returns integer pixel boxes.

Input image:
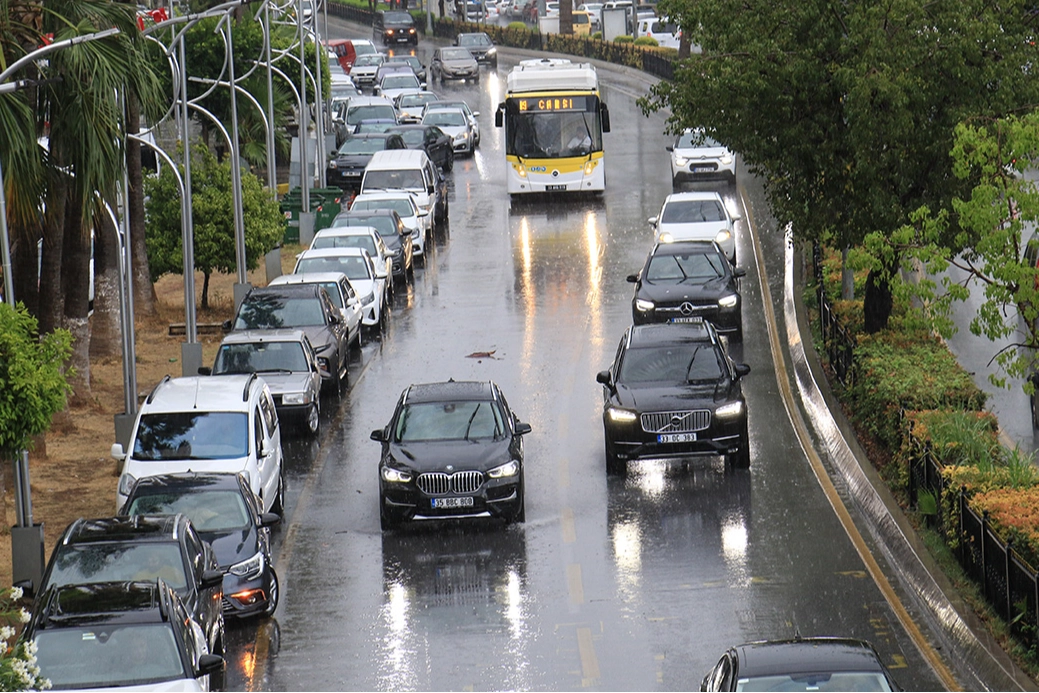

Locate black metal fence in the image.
[811,244,857,387]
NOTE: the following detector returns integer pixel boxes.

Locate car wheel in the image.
[605,439,625,476]
[304,401,320,437]
[380,500,399,530]
[264,567,280,618]
[270,471,285,516]
[726,421,751,468]
[444,151,454,172]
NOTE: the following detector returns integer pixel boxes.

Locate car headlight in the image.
[381,466,413,483]
[715,229,732,244]
[485,459,520,479]
[313,343,331,354]
[118,473,136,497]
[317,356,330,372]
[361,292,375,306]
[715,401,744,419]
[659,231,674,243]
[282,391,312,406]
[635,298,655,312]
[229,551,265,580]
[328,160,338,169]
[454,132,468,142]
[720,153,733,164]
[408,27,416,33]
[718,294,738,308]
[674,156,688,166]
[607,407,638,423]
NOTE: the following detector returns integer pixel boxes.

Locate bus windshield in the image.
[505,100,602,159]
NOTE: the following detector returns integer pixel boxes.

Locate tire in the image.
[726,421,751,468]
[380,500,399,530]
[444,151,454,172]
[605,439,625,476]
[263,567,280,618]
[270,472,285,516]
[304,401,320,437]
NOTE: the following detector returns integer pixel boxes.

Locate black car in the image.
[596,322,751,474]
[228,284,354,393]
[120,473,282,620]
[29,515,226,658]
[701,637,901,691]
[371,380,532,529]
[385,54,427,82]
[628,240,745,339]
[25,581,225,691]
[373,9,418,45]
[454,32,498,66]
[327,132,407,191]
[388,124,455,171]
[332,209,414,280]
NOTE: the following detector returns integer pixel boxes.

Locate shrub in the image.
[973,487,1039,567]
[507,21,527,30]
[592,30,602,39]
[633,36,658,46]
[614,34,633,43]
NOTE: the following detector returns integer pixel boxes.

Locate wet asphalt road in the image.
[218,24,951,690]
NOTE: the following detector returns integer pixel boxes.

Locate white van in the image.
[638,16,680,49]
[360,149,449,233]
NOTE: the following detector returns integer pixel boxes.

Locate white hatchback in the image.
[293,247,388,328]
[649,191,741,263]
[350,191,430,259]
[668,128,736,188]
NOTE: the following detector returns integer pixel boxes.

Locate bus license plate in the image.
[432,497,474,509]
[658,432,697,443]
[545,184,567,191]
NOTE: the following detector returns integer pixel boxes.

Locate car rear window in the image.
[48,542,188,590]
[661,199,725,223]
[296,255,372,281]
[125,489,252,532]
[347,105,396,125]
[361,169,425,192]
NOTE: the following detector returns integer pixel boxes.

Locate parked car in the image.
[429,46,480,83]
[667,128,736,187]
[700,637,900,691]
[371,380,532,529]
[112,374,286,514]
[578,2,604,30]
[330,210,414,279]
[26,581,224,691]
[570,10,593,35]
[374,61,418,87]
[327,132,407,188]
[628,240,745,339]
[596,322,751,473]
[360,148,449,227]
[387,123,455,171]
[423,99,481,146]
[267,272,366,343]
[350,191,431,260]
[293,247,389,330]
[385,54,427,82]
[649,191,741,263]
[374,71,426,101]
[373,9,419,45]
[29,515,226,660]
[338,96,398,147]
[393,90,441,123]
[326,37,378,73]
[421,106,477,156]
[454,32,498,66]
[310,226,396,293]
[638,15,680,48]
[230,284,355,393]
[120,473,282,620]
[350,53,386,89]
[206,330,323,435]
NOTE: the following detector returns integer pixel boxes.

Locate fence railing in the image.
[811,243,857,387]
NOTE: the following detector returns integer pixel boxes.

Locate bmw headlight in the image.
[607,407,638,423]
[229,551,265,580]
[635,298,655,312]
[118,473,136,497]
[715,401,745,419]
[381,466,413,483]
[488,460,520,478]
[715,229,732,244]
[718,294,738,308]
[361,292,375,306]
[282,391,312,406]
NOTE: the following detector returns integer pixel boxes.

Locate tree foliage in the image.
[143,144,285,309]
[0,303,72,458]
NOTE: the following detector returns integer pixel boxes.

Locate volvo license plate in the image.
[545,184,567,191]
[431,497,474,509]
[658,432,697,443]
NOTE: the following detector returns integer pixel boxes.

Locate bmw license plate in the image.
[545,184,567,191]
[658,432,697,443]
[431,496,474,509]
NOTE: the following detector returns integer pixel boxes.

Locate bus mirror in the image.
[495,103,505,127]
[600,102,611,133]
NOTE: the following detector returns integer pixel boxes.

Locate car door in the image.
[183,526,222,652]
[337,276,363,342]
[430,49,442,79]
[426,127,448,164]
[259,389,283,489]
[321,290,349,371]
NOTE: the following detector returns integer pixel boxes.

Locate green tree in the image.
[0,303,72,459]
[144,144,285,309]
[641,0,1039,331]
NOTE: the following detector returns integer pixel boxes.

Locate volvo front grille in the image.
[641,410,711,433]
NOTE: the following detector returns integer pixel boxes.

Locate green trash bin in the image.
[310,187,346,233]
[279,192,303,245]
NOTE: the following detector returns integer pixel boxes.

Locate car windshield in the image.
[47,542,188,590]
[618,344,725,383]
[362,169,426,191]
[125,490,252,533]
[399,93,436,108]
[394,401,505,441]
[338,137,392,155]
[312,233,379,256]
[737,672,894,692]
[36,623,186,689]
[441,47,472,61]
[296,255,372,281]
[383,74,420,89]
[458,34,492,46]
[423,110,467,127]
[235,295,329,328]
[347,105,395,124]
[336,215,399,238]
[677,131,723,148]
[385,11,412,22]
[646,251,726,281]
[354,54,383,66]
[132,411,249,461]
[351,197,415,217]
[396,129,425,147]
[213,341,309,375]
[354,42,377,56]
[661,199,726,223]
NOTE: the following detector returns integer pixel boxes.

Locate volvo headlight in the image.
[635,298,655,312]
[715,229,732,244]
[607,407,638,423]
[718,294,738,308]
[488,460,520,478]
[282,391,312,406]
[715,401,744,419]
[229,551,265,580]
[381,466,413,483]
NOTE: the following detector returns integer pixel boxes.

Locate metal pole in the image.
[298,0,310,212]
[119,138,138,417]
[312,7,326,188]
[221,17,248,288]
[264,1,278,192]
[0,155,13,308]
[178,35,198,345]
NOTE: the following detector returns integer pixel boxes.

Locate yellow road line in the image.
[561,507,577,544]
[576,627,601,683]
[742,186,961,691]
[567,563,585,604]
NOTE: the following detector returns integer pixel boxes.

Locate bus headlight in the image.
[583,160,595,175]
[516,163,527,178]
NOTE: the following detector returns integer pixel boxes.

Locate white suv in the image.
[112,374,285,515]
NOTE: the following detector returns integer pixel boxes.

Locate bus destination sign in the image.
[517,96,589,112]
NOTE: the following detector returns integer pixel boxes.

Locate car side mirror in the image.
[665,145,673,152]
[198,366,212,376]
[328,312,340,324]
[13,579,33,600]
[732,213,743,222]
[515,422,532,435]
[222,319,233,332]
[472,111,480,117]
[111,443,125,459]
[626,273,639,283]
[596,370,612,386]
[260,512,282,528]
[733,267,746,278]
[196,654,225,678]
[370,429,386,442]
[347,296,359,306]
[420,81,427,89]
[200,569,224,590]
[735,363,751,378]
[648,216,658,225]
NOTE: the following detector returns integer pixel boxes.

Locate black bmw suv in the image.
[596,322,751,474]
[371,380,532,529]
[628,240,745,339]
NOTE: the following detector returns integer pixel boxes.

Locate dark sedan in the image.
[387,124,454,171]
[327,132,407,191]
[120,473,281,620]
[455,32,498,66]
[629,240,745,339]
[701,637,901,691]
[596,322,750,474]
[371,380,532,529]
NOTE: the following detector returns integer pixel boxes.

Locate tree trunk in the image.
[91,193,124,360]
[61,188,91,402]
[10,236,39,317]
[201,271,211,311]
[37,168,68,336]
[127,93,159,320]
[863,268,893,334]
[841,245,854,300]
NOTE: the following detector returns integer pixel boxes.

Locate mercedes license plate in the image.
[658,432,697,443]
[545,184,567,191]
[668,316,704,324]
[431,496,474,509]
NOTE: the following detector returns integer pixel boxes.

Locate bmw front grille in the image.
[417,470,484,495]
